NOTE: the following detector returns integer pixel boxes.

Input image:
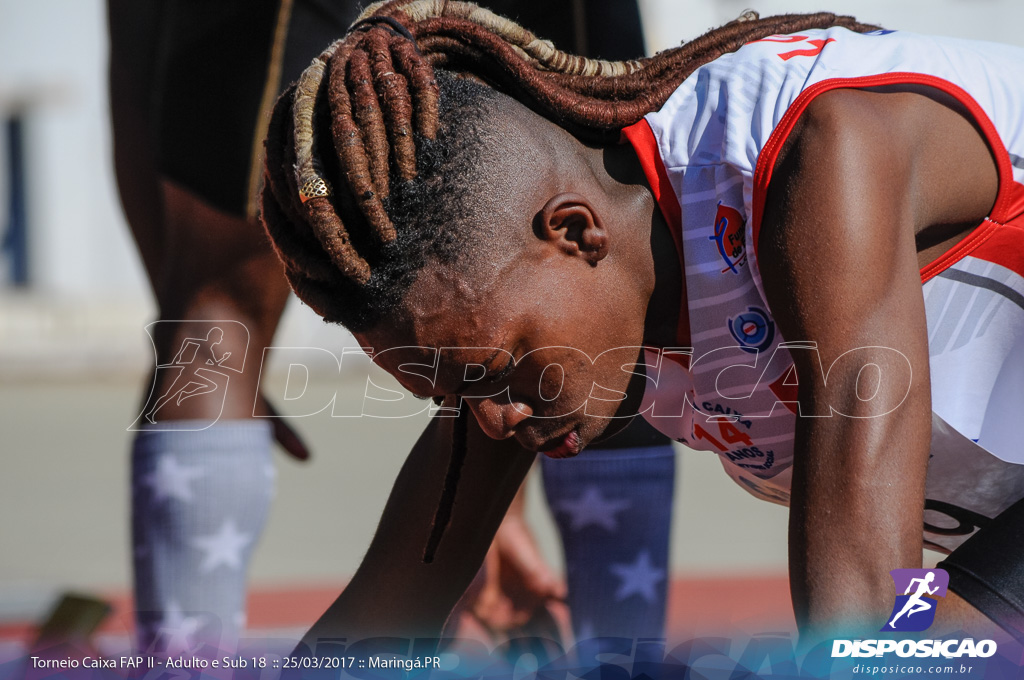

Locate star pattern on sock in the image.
[155,601,203,655]
[192,519,252,572]
[555,485,631,532]
[610,551,665,604]
[143,455,205,504]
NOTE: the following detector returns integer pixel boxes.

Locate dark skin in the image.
[760,88,999,639]
[109,0,307,456]
[300,87,1004,648]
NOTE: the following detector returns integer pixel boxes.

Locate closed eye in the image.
[485,361,515,383]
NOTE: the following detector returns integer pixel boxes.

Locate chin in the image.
[539,417,622,460]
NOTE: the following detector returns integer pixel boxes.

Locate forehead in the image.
[405,263,510,342]
[360,262,516,358]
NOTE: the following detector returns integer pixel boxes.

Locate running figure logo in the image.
[881,568,949,632]
[129,320,249,431]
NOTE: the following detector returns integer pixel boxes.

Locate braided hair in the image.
[260,0,879,561]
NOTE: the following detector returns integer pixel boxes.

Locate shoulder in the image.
[758,89,913,254]
[772,88,907,174]
[764,87,997,237]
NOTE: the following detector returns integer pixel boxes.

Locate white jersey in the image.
[624,27,1024,552]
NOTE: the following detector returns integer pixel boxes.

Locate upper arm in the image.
[759,89,934,428]
[759,86,996,419]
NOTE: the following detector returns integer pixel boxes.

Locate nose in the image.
[467,397,533,440]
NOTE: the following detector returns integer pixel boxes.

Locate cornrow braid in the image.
[260,1,881,561]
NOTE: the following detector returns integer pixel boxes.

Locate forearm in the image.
[788,391,931,635]
[299,415,535,648]
[789,477,924,633]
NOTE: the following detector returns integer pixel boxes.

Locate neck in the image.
[592,142,684,349]
[643,200,684,348]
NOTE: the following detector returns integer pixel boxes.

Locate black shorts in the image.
[108,0,646,219]
[939,495,1024,642]
[110,0,361,218]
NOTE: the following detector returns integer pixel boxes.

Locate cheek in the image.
[536,363,567,402]
[573,305,646,354]
[529,282,643,348]
[519,355,598,416]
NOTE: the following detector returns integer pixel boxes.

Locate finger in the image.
[472,591,518,632]
[262,397,312,461]
[499,523,567,600]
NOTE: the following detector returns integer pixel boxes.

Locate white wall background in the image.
[0,0,142,297]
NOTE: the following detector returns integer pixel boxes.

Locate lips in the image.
[540,429,582,459]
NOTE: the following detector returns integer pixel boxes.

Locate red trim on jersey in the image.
[622,119,691,345]
[968,220,1024,279]
[919,219,1001,283]
[750,73,1021,283]
[768,366,799,415]
[622,119,683,241]
[1005,183,1024,225]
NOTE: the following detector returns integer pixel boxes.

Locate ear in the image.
[534,193,609,265]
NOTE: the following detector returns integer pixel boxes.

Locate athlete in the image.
[259,0,1024,645]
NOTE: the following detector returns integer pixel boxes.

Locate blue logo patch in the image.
[881,568,949,632]
[728,306,775,354]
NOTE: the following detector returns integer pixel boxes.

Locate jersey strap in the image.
[622,119,690,346]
